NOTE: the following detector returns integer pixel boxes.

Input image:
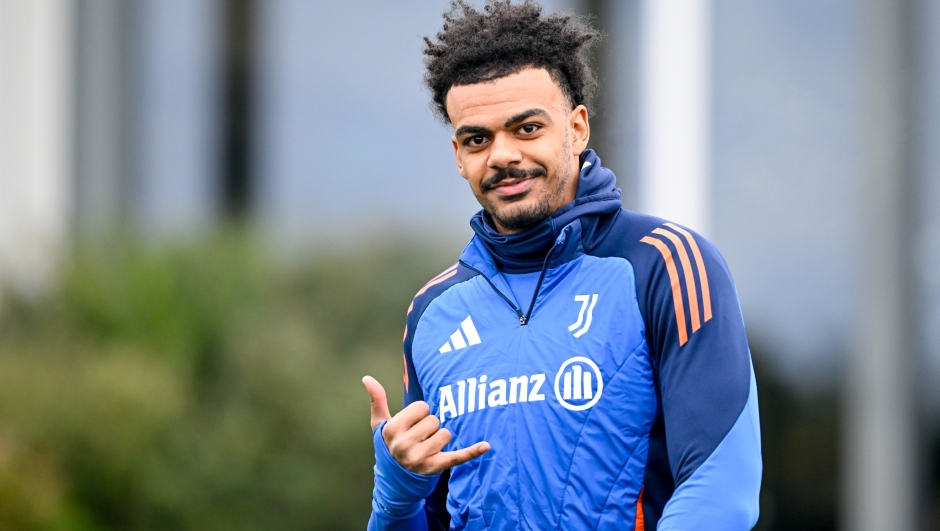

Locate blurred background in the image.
[0,0,938,529]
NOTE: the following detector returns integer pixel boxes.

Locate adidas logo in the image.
[439,316,481,353]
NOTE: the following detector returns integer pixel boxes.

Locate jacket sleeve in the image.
[369,267,460,531]
[638,223,762,530]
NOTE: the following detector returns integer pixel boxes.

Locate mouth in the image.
[489,176,536,198]
[481,167,546,199]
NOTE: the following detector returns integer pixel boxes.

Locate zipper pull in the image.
[519,315,528,326]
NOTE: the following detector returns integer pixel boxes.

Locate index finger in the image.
[390,400,433,429]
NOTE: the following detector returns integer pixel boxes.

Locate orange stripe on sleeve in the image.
[653,228,701,332]
[635,485,645,531]
[406,268,459,315]
[403,352,409,392]
[429,263,458,282]
[641,236,689,346]
[403,265,458,393]
[664,223,712,322]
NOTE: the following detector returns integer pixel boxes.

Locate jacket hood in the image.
[468,149,622,273]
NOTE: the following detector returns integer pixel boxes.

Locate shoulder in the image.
[590,209,731,299]
[589,209,738,355]
[590,209,727,280]
[405,262,480,339]
[402,262,480,403]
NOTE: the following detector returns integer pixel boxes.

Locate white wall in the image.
[0,0,74,297]
[638,0,712,236]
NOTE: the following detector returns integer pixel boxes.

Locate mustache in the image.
[480,166,547,192]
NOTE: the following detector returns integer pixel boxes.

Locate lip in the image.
[490,177,535,198]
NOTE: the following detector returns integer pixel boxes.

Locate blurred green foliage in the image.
[0,234,455,531]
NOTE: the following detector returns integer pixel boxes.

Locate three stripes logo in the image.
[640,223,713,346]
[439,316,482,353]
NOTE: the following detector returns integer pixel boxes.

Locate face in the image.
[446,68,590,234]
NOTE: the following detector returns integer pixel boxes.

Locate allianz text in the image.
[438,373,547,422]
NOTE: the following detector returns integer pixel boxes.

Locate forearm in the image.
[658,366,762,531]
[370,421,440,530]
[367,508,428,531]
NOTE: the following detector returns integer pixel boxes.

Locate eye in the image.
[464,135,487,147]
[519,123,540,135]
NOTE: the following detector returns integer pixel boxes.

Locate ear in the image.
[568,104,590,155]
[451,136,469,180]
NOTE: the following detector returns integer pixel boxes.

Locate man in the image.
[362,1,762,529]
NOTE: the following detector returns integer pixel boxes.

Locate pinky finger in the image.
[425,441,491,474]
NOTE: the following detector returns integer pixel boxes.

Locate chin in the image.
[492,201,552,231]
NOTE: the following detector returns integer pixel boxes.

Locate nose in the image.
[487,132,522,170]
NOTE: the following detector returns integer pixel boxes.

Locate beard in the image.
[476,136,572,232]
[487,188,553,230]
[479,166,551,230]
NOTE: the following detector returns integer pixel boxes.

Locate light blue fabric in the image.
[658,363,763,530]
[500,271,540,311]
[412,239,654,529]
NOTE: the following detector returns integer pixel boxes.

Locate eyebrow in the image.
[504,108,549,128]
[453,108,551,138]
[454,124,492,138]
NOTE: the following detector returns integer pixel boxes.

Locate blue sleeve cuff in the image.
[371,420,442,520]
[367,510,429,531]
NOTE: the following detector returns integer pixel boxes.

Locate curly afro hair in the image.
[423,0,600,124]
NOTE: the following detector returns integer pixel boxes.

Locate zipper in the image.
[521,243,556,325]
[458,260,525,324]
[459,239,558,327]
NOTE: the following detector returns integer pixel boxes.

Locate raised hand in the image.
[362,375,490,475]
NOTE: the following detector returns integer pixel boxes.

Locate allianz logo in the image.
[437,356,604,421]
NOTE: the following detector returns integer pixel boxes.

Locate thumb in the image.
[362,375,391,430]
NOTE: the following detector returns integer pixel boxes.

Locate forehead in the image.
[445,68,567,129]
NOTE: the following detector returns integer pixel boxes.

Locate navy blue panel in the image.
[640,406,673,530]
[403,264,479,406]
[658,365,762,530]
[424,470,450,531]
[589,209,752,487]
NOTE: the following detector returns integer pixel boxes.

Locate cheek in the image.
[461,154,488,189]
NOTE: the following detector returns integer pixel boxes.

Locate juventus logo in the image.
[568,294,598,338]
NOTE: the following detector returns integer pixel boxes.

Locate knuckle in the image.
[388,439,404,456]
[401,451,420,469]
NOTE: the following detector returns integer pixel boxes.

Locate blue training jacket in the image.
[369,150,762,531]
